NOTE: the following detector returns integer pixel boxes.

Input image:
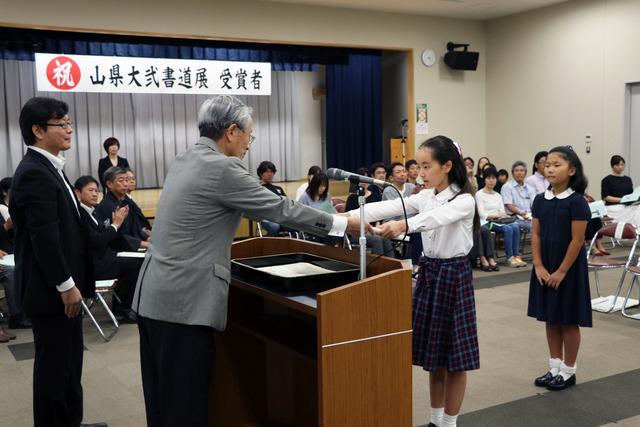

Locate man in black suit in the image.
[74,176,142,323]
[96,167,150,251]
[10,97,107,427]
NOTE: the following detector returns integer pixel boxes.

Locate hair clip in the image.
[452,140,462,157]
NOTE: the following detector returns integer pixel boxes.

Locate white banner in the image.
[35,53,271,96]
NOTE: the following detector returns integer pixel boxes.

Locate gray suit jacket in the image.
[133,137,336,330]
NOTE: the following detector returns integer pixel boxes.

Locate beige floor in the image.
[1,246,639,426]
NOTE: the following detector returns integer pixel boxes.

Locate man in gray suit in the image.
[133,95,363,427]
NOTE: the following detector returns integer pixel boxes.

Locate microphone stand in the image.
[348,177,367,280]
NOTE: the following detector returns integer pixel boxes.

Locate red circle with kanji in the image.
[46,56,81,90]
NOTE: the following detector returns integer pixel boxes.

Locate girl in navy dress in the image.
[346,136,479,427]
[528,146,592,391]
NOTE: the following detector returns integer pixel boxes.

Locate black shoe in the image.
[491,264,500,271]
[546,374,576,391]
[80,423,108,427]
[115,309,138,324]
[481,265,492,272]
[534,371,556,387]
[8,317,32,329]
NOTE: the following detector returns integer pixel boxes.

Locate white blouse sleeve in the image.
[475,192,489,221]
[497,193,507,214]
[407,194,475,233]
[347,191,422,223]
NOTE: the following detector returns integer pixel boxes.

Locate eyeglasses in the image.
[248,134,256,145]
[46,121,73,130]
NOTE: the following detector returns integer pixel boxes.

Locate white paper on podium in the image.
[256,262,334,278]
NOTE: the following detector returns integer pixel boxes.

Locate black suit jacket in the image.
[97,155,129,191]
[79,208,121,279]
[9,149,94,316]
[95,191,148,251]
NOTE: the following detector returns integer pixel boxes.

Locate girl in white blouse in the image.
[344,136,479,427]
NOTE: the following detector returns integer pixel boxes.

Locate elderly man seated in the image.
[500,160,536,232]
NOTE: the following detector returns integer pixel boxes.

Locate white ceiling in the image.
[256,0,569,20]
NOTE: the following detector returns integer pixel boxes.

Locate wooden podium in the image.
[209,237,412,426]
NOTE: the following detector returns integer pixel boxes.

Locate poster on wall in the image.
[35,53,271,96]
[416,103,428,134]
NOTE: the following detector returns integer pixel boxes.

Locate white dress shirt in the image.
[525,171,550,195]
[347,184,474,258]
[28,146,79,293]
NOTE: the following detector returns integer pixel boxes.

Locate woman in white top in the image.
[525,151,550,195]
[344,136,478,427]
[295,165,322,201]
[476,168,526,268]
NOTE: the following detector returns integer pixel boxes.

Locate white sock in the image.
[442,413,458,427]
[559,361,576,380]
[431,407,444,426]
[549,358,562,376]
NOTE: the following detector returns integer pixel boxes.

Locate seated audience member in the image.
[464,157,478,195]
[496,169,509,193]
[369,162,388,200]
[98,137,129,192]
[476,167,527,268]
[475,156,490,190]
[74,176,142,323]
[525,151,549,194]
[382,162,422,266]
[0,250,17,342]
[405,159,424,193]
[584,193,608,256]
[598,154,640,227]
[345,167,393,256]
[501,161,536,232]
[96,167,150,250]
[469,228,499,272]
[295,165,322,201]
[383,162,415,202]
[257,161,287,236]
[298,173,341,246]
[0,177,29,330]
[123,168,152,238]
[601,155,633,206]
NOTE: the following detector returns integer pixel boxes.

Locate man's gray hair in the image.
[103,166,128,184]
[511,160,527,174]
[198,95,253,140]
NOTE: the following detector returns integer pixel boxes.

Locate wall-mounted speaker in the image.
[444,42,479,71]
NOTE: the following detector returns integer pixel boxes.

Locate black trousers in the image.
[31,314,83,427]
[138,316,215,427]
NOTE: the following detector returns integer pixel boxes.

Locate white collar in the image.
[544,188,575,200]
[80,203,95,214]
[29,146,66,171]
[534,171,546,180]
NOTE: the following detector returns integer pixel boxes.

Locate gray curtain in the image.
[0,59,300,187]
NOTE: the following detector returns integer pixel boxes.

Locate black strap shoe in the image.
[80,423,108,427]
[534,371,556,387]
[546,374,576,391]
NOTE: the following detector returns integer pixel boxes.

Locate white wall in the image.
[486,0,640,196]
[0,0,487,163]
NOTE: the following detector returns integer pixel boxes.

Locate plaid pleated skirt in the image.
[413,256,480,372]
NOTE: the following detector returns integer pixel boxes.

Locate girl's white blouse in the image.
[348,184,475,258]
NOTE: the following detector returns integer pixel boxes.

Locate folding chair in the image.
[82,279,120,342]
[621,261,640,320]
[588,223,639,313]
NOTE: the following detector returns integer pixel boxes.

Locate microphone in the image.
[326,168,391,187]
